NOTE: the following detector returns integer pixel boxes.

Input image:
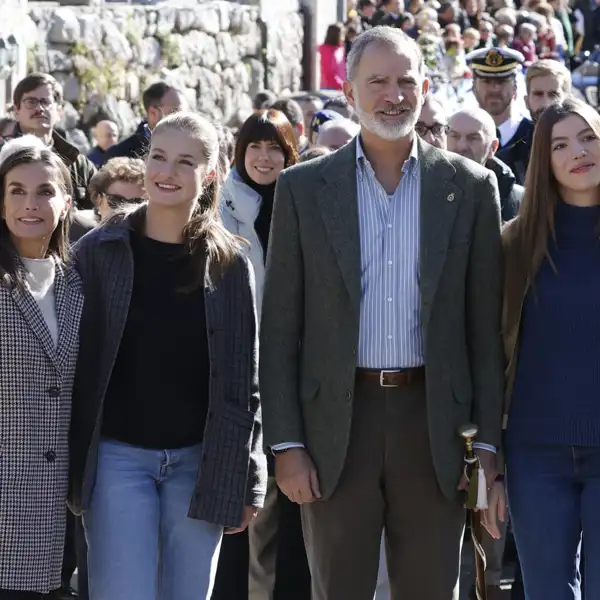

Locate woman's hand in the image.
[481,480,507,540]
[225,506,258,535]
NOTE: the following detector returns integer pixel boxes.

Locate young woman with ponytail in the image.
[68,113,266,600]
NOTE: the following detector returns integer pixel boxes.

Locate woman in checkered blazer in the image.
[0,136,83,599]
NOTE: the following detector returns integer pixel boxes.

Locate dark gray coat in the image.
[260,139,505,501]
[68,211,266,528]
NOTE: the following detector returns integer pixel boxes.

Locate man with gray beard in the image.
[260,26,505,600]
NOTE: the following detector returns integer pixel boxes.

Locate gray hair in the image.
[422,94,447,117]
[347,26,425,81]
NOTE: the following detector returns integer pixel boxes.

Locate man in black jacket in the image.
[9,73,96,210]
[98,82,186,166]
[448,107,522,222]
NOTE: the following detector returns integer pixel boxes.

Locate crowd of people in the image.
[0,0,598,597]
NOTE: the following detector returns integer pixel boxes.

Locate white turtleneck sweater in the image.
[21,257,58,347]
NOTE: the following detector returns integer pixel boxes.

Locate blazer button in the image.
[47,386,60,398]
[208,328,215,336]
[345,390,353,401]
[44,450,56,463]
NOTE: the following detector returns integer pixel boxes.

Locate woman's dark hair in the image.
[146,112,241,286]
[510,97,600,286]
[234,110,299,179]
[0,143,72,286]
[324,23,344,46]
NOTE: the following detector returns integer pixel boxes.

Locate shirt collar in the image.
[355,134,419,180]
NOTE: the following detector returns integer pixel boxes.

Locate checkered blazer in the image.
[0,261,83,593]
[68,210,266,528]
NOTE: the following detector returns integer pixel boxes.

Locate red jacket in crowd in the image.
[319,43,347,90]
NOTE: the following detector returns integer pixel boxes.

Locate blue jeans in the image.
[506,444,600,600]
[83,440,223,600]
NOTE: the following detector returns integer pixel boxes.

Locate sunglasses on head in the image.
[104,194,146,209]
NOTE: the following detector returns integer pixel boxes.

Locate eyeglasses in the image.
[21,97,55,110]
[415,122,450,138]
[105,194,146,209]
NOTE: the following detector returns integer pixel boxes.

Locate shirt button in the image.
[44,450,56,463]
[387,224,392,229]
[47,387,60,398]
[388,261,392,265]
[387,298,392,302]
[387,335,392,340]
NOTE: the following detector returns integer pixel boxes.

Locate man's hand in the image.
[481,481,507,540]
[275,448,321,504]
[225,506,258,535]
[457,448,498,492]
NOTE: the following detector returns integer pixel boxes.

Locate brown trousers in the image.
[301,377,465,600]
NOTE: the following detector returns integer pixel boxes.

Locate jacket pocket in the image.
[219,402,255,430]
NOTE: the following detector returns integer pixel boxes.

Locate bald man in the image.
[88,120,119,167]
[316,119,360,151]
[447,107,521,222]
[416,95,448,150]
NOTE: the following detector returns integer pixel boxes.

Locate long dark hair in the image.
[234,109,299,178]
[146,112,242,287]
[512,98,600,284]
[324,23,344,46]
[0,143,72,287]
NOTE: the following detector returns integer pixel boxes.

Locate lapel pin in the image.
[447,193,455,202]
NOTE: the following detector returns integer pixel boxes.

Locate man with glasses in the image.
[415,95,448,149]
[9,73,97,210]
[99,82,187,166]
[447,107,522,223]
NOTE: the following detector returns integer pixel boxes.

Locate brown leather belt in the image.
[355,367,425,388]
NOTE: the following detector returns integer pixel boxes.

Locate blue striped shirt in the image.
[356,135,424,369]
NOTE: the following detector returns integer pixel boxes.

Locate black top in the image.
[101,230,210,449]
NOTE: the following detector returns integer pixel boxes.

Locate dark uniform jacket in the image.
[486,156,523,222]
[496,118,534,186]
[98,121,150,166]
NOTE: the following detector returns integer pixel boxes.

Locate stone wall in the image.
[25,0,303,153]
[0,0,29,112]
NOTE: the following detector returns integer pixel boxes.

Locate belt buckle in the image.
[379,369,401,388]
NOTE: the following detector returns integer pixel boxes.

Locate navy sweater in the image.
[508,201,600,446]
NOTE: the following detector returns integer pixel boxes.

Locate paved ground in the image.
[71,539,517,599]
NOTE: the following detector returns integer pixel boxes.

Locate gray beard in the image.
[353,88,418,141]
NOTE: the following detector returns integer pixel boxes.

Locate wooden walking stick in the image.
[459,424,488,600]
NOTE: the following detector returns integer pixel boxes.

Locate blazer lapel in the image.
[419,140,461,328]
[11,271,58,367]
[317,142,361,315]
[54,264,84,372]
